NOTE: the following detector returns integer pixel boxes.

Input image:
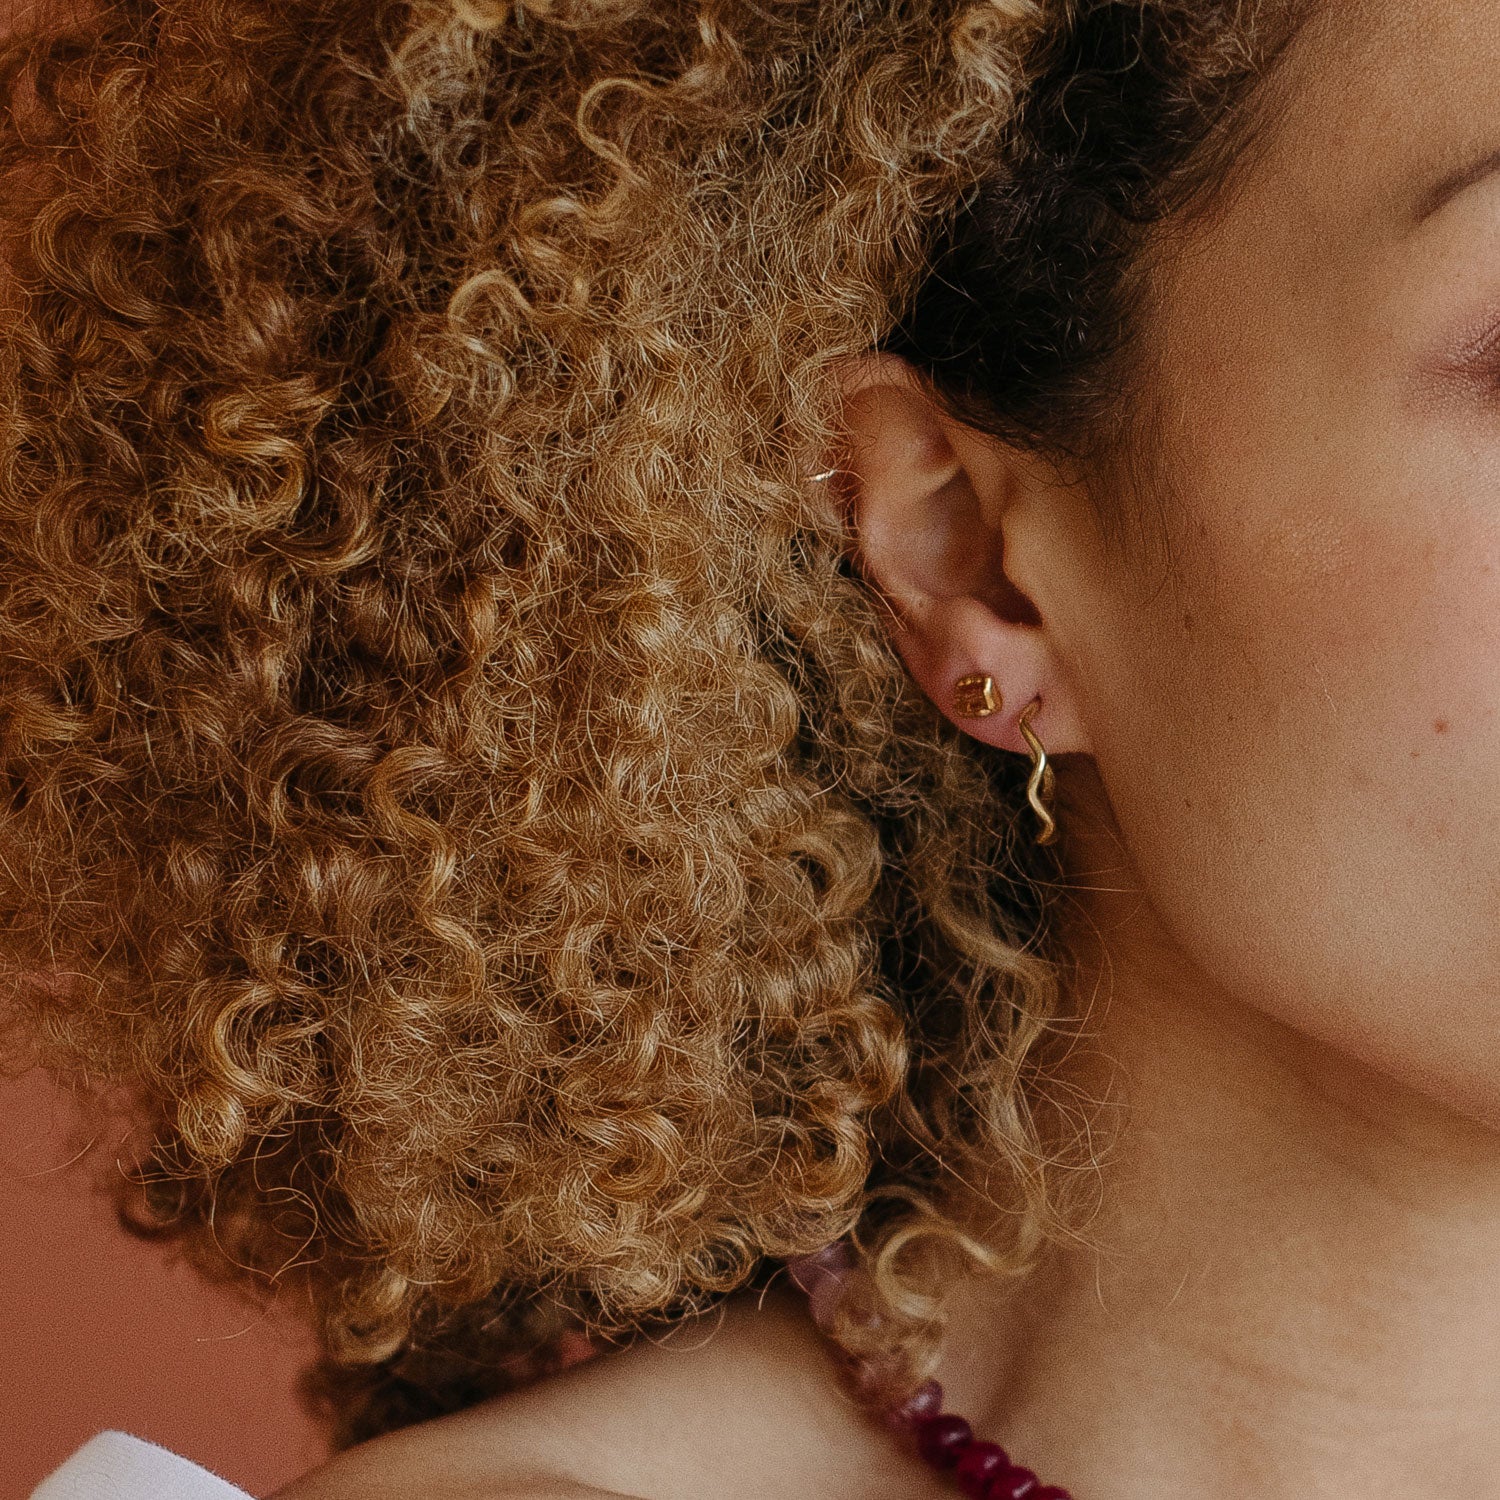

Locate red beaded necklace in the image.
[786,1244,1074,1500]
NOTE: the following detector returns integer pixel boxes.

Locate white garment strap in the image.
[30,1431,255,1500]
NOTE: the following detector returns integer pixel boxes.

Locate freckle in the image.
[1434,718,1450,734]
[1182,611,1195,633]
[1411,750,1421,758]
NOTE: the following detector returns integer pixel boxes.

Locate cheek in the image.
[1083,463,1500,1127]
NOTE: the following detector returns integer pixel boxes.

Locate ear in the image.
[837,353,1093,758]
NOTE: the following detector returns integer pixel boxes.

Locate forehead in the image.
[1249,0,1500,238]
[1139,0,1500,372]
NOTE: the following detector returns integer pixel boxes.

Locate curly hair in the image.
[0,0,1310,1450]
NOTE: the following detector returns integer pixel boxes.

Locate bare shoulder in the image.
[266,1291,926,1500]
[270,1470,629,1500]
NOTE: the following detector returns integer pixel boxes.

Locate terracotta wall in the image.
[1,1068,331,1499]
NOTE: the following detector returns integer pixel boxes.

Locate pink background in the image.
[1,1068,332,1499]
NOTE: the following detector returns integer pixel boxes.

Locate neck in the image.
[947,783,1500,1499]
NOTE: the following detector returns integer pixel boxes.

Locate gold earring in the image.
[953,673,1003,719]
[1017,695,1059,847]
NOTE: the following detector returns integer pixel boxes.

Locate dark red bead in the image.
[887,1378,944,1430]
[955,1440,1011,1496]
[985,1468,1040,1499]
[915,1413,973,1468]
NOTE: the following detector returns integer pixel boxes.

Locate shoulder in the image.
[266,1290,927,1500]
[269,1476,626,1500]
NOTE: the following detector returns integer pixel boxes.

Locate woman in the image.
[12,0,1500,1494]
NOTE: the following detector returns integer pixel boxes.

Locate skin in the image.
[23,0,1500,1493]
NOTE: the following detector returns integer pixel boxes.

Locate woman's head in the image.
[9,0,1481,1450]
[858,0,1500,1144]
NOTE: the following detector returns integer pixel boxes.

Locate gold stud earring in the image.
[1017,695,1059,847]
[953,673,1003,719]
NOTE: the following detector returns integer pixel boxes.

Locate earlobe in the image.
[835,353,1093,763]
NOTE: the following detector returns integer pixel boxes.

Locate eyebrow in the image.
[1413,144,1500,225]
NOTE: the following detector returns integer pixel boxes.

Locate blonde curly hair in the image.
[0,0,1307,1449]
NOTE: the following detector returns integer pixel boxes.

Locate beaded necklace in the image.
[786,1244,1074,1500]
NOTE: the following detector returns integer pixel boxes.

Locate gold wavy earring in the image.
[1017,695,1059,847]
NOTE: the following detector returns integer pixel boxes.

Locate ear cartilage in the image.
[953,673,1003,719]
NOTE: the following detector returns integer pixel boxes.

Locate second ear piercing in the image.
[953,673,1003,718]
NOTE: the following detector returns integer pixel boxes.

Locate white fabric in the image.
[30,1431,255,1500]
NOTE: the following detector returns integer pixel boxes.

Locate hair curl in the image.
[0,0,1308,1451]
